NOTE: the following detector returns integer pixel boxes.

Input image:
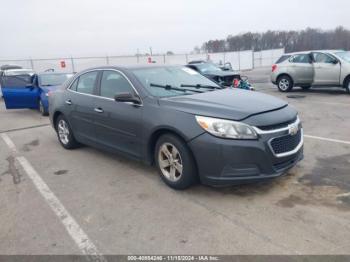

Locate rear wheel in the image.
[277,75,293,92]
[155,134,197,190]
[56,115,79,149]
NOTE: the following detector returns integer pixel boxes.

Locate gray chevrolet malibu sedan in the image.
[49,65,303,189]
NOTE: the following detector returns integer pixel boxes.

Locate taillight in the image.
[272,64,277,72]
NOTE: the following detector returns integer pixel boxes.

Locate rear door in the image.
[311,52,341,85]
[288,54,314,84]
[65,71,99,143]
[0,74,40,109]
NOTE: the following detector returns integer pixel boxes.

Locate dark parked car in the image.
[49,65,303,189]
[186,61,241,86]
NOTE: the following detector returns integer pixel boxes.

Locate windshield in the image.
[39,73,73,86]
[132,66,220,97]
[335,51,350,63]
[195,63,222,73]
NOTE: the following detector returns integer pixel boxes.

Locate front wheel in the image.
[155,134,197,190]
[277,75,293,92]
[56,115,79,149]
[345,78,350,94]
[39,99,48,116]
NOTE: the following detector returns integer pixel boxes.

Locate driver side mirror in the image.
[331,59,339,64]
[114,92,141,105]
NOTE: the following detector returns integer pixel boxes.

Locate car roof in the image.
[78,64,185,72]
[188,60,207,64]
[5,68,34,72]
[3,69,35,76]
[285,50,344,55]
[0,64,22,70]
[38,72,72,75]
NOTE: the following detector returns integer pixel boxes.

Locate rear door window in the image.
[76,71,98,95]
[69,78,79,91]
[290,54,311,63]
[275,55,291,64]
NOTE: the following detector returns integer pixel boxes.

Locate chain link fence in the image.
[0,48,284,73]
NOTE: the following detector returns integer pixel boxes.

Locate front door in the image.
[0,74,40,109]
[93,70,143,158]
[311,52,341,85]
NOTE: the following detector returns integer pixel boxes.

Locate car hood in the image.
[204,70,240,77]
[159,88,288,121]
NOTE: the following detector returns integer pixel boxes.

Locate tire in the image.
[344,78,350,94]
[301,85,311,90]
[277,75,293,92]
[39,99,49,116]
[55,115,79,149]
[155,134,197,190]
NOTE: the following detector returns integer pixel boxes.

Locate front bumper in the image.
[188,129,303,186]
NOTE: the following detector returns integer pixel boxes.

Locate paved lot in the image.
[0,76,350,257]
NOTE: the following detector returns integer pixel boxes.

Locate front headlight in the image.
[195,115,258,140]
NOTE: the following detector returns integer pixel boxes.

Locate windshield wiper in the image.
[150,83,203,93]
[180,84,223,90]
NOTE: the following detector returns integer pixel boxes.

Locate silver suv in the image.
[271,50,350,93]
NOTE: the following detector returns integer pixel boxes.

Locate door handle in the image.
[65,100,72,105]
[94,107,104,113]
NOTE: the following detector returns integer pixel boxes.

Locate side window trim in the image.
[96,70,142,103]
[99,70,135,99]
[69,77,79,91]
[67,71,99,95]
[312,52,337,64]
[66,69,142,105]
[289,54,311,64]
[289,55,296,63]
[93,71,102,96]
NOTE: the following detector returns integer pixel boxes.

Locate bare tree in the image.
[195,27,350,53]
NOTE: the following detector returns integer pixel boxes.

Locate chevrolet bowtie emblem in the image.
[288,123,299,136]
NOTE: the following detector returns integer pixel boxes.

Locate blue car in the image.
[0,72,73,116]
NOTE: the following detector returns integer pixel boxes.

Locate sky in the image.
[0,0,349,59]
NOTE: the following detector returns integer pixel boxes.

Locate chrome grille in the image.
[270,129,302,156]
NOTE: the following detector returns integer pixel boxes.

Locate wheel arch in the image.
[146,127,197,168]
[343,74,350,87]
[277,73,294,84]
[52,111,63,130]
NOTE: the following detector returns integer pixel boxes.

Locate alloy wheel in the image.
[279,78,290,91]
[158,143,183,182]
[57,119,70,145]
